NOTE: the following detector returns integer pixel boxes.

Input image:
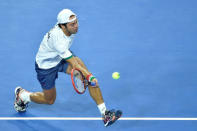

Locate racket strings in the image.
[73,70,85,92]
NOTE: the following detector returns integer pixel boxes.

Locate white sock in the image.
[97,103,107,115]
[20,90,31,103]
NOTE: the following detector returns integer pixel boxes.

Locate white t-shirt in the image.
[36,25,75,69]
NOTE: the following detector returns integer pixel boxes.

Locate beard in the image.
[68,28,78,34]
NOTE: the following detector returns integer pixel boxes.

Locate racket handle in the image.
[90,82,96,87]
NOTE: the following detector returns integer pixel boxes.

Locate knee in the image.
[43,87,56,105]
[46,98,56,105]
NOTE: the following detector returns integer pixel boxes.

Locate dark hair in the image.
[58,23,67,28]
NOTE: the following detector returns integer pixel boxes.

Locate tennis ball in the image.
[112,72,120,79]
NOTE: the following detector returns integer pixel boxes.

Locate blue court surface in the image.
[1,0,197,130]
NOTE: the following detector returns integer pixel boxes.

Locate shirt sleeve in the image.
[52,34,73,59]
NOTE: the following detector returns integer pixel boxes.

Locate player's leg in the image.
[62,57,122,126]
[73,57,122,126]
[30,87,56,105]
[15,82,57,106]
[74,57,104,103]
[66,57,106,114]
[30,64,58,105]
[14,63,59,112]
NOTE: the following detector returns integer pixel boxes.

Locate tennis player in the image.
[14,9,122,126]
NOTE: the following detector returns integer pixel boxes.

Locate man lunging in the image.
[14,9,122,127]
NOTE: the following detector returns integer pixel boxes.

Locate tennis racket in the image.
[71,68,96,94]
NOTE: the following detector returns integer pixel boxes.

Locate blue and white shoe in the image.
[14,86,29,112]
[103,109,122,127]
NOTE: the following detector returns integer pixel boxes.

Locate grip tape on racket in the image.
[90,82,96,87]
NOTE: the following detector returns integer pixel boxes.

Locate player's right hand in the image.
[92,78,99,87]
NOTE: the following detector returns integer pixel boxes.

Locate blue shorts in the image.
[35,60,69,90]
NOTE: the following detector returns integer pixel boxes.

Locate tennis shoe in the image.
[103,109,122,127]
[14,86,29,112]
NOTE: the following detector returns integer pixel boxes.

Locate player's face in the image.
[66,16,78,34]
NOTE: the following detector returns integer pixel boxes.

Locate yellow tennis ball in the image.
[112,72,120,79]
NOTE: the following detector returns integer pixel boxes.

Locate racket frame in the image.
[71,68,87,94]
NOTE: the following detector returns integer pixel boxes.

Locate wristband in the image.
[86,74,96,82]
[90,76,96,82]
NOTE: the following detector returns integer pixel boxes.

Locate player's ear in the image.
[58,24,62,28]
[62,24,67,29]
[58,24,67,29]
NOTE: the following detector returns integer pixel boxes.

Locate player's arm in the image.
[65,56,98,85]
[65,56,91,77]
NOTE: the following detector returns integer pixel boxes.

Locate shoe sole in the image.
[15,86,22,95]
[14,86,26,112]
[105,110,122,127]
